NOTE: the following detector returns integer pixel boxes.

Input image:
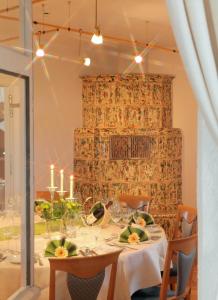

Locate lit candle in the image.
[60,169,64,192]
[70,175,74,199]
[50,164,55,187]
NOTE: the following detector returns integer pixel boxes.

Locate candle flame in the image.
[50,164,54,169]
[60,169,64,173]
[70,175,74,180]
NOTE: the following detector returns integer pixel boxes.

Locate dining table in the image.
[0,223,168,300]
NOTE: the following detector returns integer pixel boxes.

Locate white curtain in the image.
[166,1,218,299]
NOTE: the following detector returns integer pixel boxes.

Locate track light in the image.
[91,0,103,45]
[36,46,45,57]
[91,28,103,45]
[78,29,91,67]
[83,57,91,66]
[36,5,46,58]
[135,55,143,64]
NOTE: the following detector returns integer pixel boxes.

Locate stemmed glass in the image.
[65,213,80,238]
[79,209,104,255]
[121,206,133,227]
[108,201,122,226]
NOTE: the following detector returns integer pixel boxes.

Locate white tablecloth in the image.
[0,225,167,300]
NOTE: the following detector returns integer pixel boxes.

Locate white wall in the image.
[34,42,197,207]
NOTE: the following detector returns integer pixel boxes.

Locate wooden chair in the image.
[173,205,197,240]
[132,234,197,300]
[169,205,197,290]
[49,249,122,300]
[119,194,150,212]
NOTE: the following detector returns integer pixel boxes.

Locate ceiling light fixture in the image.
[135,54,143,64]
[78,29,91,67]
[83,57,91,66]
[36,30,45,57]
[36,46,45,57]
[91,0,103,45]
[36,4,46,58]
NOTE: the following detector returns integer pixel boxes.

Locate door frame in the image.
[0,1,34,297]
[0,68,32,285]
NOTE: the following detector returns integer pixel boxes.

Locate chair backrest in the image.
[119,194,150,212]
[160,234,197,300]
[173,205,197,239]
[48,249,122,300]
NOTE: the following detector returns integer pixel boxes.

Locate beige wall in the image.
[34,51,82,191]
[147,51,197,207]
[34,44,197,207]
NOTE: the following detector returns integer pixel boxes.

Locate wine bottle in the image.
[86,201,113,225]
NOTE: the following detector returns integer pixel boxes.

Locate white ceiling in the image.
[0,0,176,50]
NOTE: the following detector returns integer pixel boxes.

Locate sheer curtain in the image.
[166,1,218,299]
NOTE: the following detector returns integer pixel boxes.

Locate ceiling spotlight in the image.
[135,55,143,64]
[91,0,103,45]
[91,28,103,45]
[36,47,45,57]
[83,57,91,66]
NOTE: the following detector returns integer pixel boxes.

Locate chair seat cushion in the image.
[131,286,175,300]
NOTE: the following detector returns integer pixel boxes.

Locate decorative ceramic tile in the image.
[82,74,174,129]
[74,73,182,235]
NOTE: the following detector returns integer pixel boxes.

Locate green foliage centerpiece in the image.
[34,198,81,236]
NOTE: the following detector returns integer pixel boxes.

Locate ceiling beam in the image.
[0,0,45,14]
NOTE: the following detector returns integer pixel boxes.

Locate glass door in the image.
[0,0,33,298]
[0,72,31,299]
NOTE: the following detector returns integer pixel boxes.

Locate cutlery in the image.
[107,242,138,250]
[79,248,96,256]
[79,249,98,256]
[79,250,87,256]
[104,236,117,242]
[91,249,98,255]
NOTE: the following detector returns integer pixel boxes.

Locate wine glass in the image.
[121,206,132,226]
[108,201,122,225]
[65,213,80,238]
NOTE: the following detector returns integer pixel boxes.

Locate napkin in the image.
[130,211,155,227]
[119,225,149,243]
[45,237,77,257]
